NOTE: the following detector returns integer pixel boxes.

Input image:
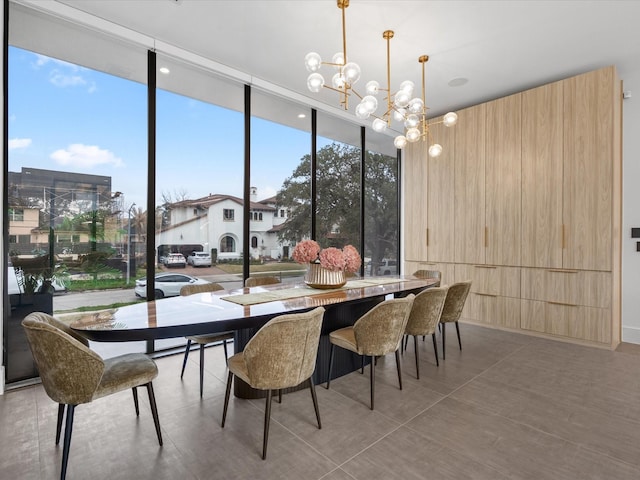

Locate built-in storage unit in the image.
[403,66,622,348]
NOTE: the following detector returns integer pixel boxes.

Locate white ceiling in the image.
[16,0,640,131]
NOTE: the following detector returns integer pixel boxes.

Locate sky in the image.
[7,46,321,211]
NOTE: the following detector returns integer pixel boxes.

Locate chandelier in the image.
[304,1,458,156]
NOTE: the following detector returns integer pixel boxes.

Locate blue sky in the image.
[8,46,315,210]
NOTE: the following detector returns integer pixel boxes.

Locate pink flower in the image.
[342,244,361,273]
[319,247,346,271]
[292,240,321,264]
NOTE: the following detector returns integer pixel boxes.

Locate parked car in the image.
[162,253,186,268]
[187,251,212,267]
[134,273,210,299]
[7,265,68,295]
[365,259,398,276]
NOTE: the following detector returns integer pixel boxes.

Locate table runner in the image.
[221,277,404,306]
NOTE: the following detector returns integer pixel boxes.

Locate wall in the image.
[1,2,5,394]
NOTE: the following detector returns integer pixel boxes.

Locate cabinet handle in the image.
[475,292,497,297]
[561,224,566,249]
[426,228,429,247]
[485,226,488,248]
[547,301,578,307]
[474,265,497,269]
[546,269,578,274]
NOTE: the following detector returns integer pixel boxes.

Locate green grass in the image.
[66,270,146,292]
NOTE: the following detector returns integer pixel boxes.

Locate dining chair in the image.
[412,269,441,287]
[221,307,325,459]
[326,295,415,410]
[179,282,234,397]
[403,286,448,377]
[244,275,281,287]
[22,312,162,480]
[440,280,472,359]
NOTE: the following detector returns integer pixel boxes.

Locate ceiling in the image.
[14,0,640,136]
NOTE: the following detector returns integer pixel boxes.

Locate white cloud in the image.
[49,69,87,88]
[8,138,32,150]
[50,144,124,169]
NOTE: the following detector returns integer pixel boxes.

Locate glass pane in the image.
[250,90,311,285]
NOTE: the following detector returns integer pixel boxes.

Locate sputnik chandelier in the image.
[304,0,458,156]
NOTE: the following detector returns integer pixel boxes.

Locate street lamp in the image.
[126,203,136,284]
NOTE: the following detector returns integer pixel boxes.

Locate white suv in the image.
[187,251,212,267]
[366,259,398,276]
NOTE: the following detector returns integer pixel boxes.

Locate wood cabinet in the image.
[403,140,427,262]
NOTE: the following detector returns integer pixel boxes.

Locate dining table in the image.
[70,275,437,398]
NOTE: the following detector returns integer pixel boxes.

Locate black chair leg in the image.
[221,371,233,427]
[55,404,65,445]
[413,335,420,379]
[263,389,273,460]
[326,344,335,389]
[180,339,192,378]
[132,386,140,416]
[442,322,446,360]
[199,344,206,397]
[370,355,376,410]
[308,378,321,429]
[278,389,282,404]
[395,349,403,390]
[455,321,462,350]
[360,355,365,374]
[222,339,229,366]
[146,382,163,446]
[60,404,75,480]
[432,333,440,367]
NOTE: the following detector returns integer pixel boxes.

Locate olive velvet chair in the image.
[179,282,234,397]
[326,295,415,410]
[440,280,472,359]
[412,269,442,287]
[403,286,448,377]
[22,312,162,480]
[244,276,281,287]
[221,306,325,459]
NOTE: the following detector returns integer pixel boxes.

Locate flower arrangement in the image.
[292,240,361,273]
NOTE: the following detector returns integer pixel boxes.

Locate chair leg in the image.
[455,321,462,350]
[431,333,440,367]
[278,389,282,404]
[55,404,65,445]
[403,334,409,352]
[395,349,403,390]
[308,378,322,429]
[199,344,205,397]
[60,404,75,480]
[222,339,229,366]
[132,386,140,416]
[221,371,233,427]
[413,335,420,379]
[146,382,163,446]
[326,344,335,389]
[442,322,446,360]
[263,389,273,460]
[370,355,376,410]
[360,355,365,374]
[180,339,192,378]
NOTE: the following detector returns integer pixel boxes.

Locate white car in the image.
[365,259,398,276]
[162,253,186,268]
[134,272,210,299]
[187,251,212,267]
[7,266,68,294]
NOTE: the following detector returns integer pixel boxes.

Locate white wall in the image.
[622,66,640,343]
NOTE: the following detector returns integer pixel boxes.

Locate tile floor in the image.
[2,324,640,479]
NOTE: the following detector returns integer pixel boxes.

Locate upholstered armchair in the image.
[179,282,233,397]
[22,312,162,480]
[326,295,415,410]
[440,281,472,359]
[412,269,442,287]
[244,276,281,287]
[221,307,325,459]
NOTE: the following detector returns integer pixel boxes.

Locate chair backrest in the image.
[244,276,280,288]
[440,281,472,323]
[353,295,415,356]
[405,286,449,336]
[412,270,441,286]
[180,282,224,296]
[242,307,325,390]
[22,312,104,405]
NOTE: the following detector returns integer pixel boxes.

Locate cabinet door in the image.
[563,67,615,271]
[403,140,428,261]
[454,104,486,264]
[427,119,455,262]
[521,81,563,268]
[485,94,521,266]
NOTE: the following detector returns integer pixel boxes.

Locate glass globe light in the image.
[307,73,325,93]
[343,62,361,85]
[408,97,424,114]
[361,95,378,114]
[332,52,345,68]
[365,80,380,95]
[394,135,408,149]
[428,143,443,157]
[304,52,322,72]
[404,114,420,129]
[399,80,415,95]
[332,72,346,89]
[406,127,421,143]
[394,90,411,108]
[393,108,406,123]
[443,111,458,127]
[355,102,370,119]
[372,118,387,132]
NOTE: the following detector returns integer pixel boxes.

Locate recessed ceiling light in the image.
[159,67,170,75]
[448,77,468,87]
[298,113,306,119]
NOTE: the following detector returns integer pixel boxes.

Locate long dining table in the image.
[70,275,436,398]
